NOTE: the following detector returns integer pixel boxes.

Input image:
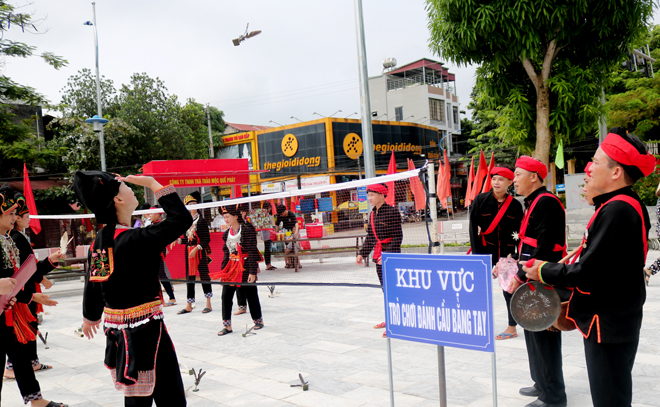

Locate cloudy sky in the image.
[5,1,659,127]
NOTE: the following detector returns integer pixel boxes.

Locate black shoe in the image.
[519,386,542,397]
[525,399,567,407]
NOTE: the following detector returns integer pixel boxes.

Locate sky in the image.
[4,1,659,128]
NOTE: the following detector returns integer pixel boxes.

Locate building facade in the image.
[368,58,461,153]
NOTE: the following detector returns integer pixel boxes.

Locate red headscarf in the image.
[490,166,514,180]
[515,156,547,180]
[601,133,655,178]
[584,162,593,178]
[367,184,388,195]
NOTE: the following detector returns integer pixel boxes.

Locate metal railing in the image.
[387,74,445,91]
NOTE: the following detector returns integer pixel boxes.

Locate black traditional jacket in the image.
[359,203,403,260]
[515,187,569,301]
[185,214,211,271]
[469,192,523,265]
[221,221,260,282]
[82,185,192,395]
[540,186,649,343]
[10,229,56,315]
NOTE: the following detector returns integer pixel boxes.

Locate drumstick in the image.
[559,247,580,265]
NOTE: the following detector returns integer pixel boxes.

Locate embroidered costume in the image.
[75,171,191,406]
[358,184,403,286]
[182,192,213,304]
[5,192,58,375]
[0,185,49,405]
[212,205,263,329]
[538,130,654,407]
[514,156,569,407]
[468,168,523,331]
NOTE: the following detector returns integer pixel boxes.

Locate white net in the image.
[31,167,435,288]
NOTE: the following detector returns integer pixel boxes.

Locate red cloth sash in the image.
[565,194,647,343]
[569,194,647,265]
[480,195,513,245]
[518,193,567,257]
[4,302,37,344]
[371,211,392,263]
[467,194,513,255]
[210,247,248,283]
[187,246,199,277]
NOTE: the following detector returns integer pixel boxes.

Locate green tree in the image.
[58,68,119,118]
[116,73,208,160]
[427,0,654,166]
[46,116,142,174]
[0,1,67,177]
[207,105,226,133]
[606,25,660,140]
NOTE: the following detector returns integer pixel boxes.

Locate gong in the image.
[511,281,562,332]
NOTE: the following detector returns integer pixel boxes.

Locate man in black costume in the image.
[509,156,568,407]
[522,129,654,407]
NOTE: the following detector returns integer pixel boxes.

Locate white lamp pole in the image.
[354,0,376,179]
[85,2,106,171]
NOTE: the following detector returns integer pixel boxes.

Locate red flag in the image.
[472,150,488,201]
[386,151,396,206]
[290,196,297,213]
[82,208,93,233]
[407,159,426,211]
[22,164,41,234]
[436,158,447,209]
[443,150,451,206]
[465,156,475,207]
[269,199,277,215]
[232,185,242,199]
[481,152,496,193]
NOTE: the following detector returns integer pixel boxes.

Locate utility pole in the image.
[207,104,215,158]
[91,2,106,171]
[354,0,376,179]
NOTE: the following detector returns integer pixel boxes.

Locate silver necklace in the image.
[1,233,20,270]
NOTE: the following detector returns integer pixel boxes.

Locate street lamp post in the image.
[84,2,106,171]
[354,0,376,179]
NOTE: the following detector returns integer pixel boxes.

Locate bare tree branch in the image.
[541,39,557,82]
[522,57,540,93]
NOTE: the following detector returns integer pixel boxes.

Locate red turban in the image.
[584,162,593,178]
[601,133,655,178]
[367,183,388,195]
[515,156,548,180]
[490,166,514,180]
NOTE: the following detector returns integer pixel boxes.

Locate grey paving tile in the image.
[0,244,658,406]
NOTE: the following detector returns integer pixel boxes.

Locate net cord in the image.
[31,163,427,220]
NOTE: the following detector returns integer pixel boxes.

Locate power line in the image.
[218,85,358,110]
[208,78,358,105]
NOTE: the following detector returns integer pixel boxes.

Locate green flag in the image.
[555,140,565,170]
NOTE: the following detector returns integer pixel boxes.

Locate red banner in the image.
[142,159,250,187]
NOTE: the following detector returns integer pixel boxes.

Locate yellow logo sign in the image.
[281,134,298,157]
[343,133,363,159]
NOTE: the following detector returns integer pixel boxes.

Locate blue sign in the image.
[382,253,494,353]
[316,197,334,212]
[357,186,368,214]
[556,184,565,192]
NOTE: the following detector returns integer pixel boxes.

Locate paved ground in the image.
[2,206,659,406]
[1,251,659,407]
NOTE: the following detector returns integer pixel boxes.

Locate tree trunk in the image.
[522,40,558,171]
[534,83,552,169]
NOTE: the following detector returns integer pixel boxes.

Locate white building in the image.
[368,58,460,152]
